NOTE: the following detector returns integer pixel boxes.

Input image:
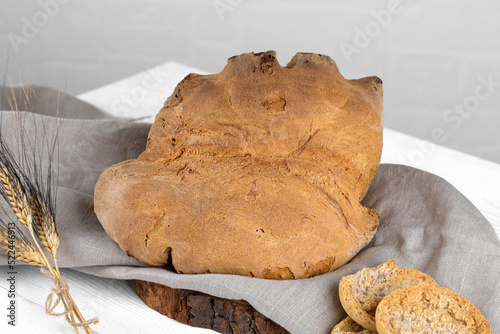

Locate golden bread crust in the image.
[375,285,492,334]
[94,51,384,279]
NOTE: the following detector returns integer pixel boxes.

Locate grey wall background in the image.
[1,0,499,163]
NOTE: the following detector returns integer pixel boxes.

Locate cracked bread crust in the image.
[375,285,492,334]
[339,260,437,332]
[94,51,383,279]
[332,316,375,333]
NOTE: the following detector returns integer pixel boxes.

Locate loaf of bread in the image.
[375,285,492,333]
[94,51,384,279]
[339,260,437,332]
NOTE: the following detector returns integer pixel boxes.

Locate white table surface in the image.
[1,61,499,334]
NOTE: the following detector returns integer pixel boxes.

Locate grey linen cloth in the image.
[1,86,500,333]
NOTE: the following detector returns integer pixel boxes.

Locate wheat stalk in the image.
[0,81,98,333]
[0,146,96,334]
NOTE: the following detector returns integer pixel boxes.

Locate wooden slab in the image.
[135,280,290,334]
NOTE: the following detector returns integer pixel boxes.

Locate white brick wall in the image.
[1,0,499,162]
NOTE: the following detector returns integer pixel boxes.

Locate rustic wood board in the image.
[135,280,290,334]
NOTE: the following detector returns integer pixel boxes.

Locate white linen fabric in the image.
[1,87,499,334]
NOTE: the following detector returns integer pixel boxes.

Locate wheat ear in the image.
[0,164,34,231]
[31,195,59,255]
[0,228,46,265]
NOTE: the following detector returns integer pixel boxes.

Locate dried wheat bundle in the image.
[0,79,98,333]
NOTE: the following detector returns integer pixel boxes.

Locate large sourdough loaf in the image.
[94,51,383,279]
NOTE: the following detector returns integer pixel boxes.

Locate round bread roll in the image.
[94,51,383,279]
[375,285,492,333]
[339,260,437,332]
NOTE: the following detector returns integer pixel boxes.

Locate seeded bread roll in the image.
[339,260,437,332]
[332,316,375,333]
[94,51,383,279]
[375,285,492,333]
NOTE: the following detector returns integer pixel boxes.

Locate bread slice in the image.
[331,316,375,333]
[375,284,492,333]
[339,260,437,332]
